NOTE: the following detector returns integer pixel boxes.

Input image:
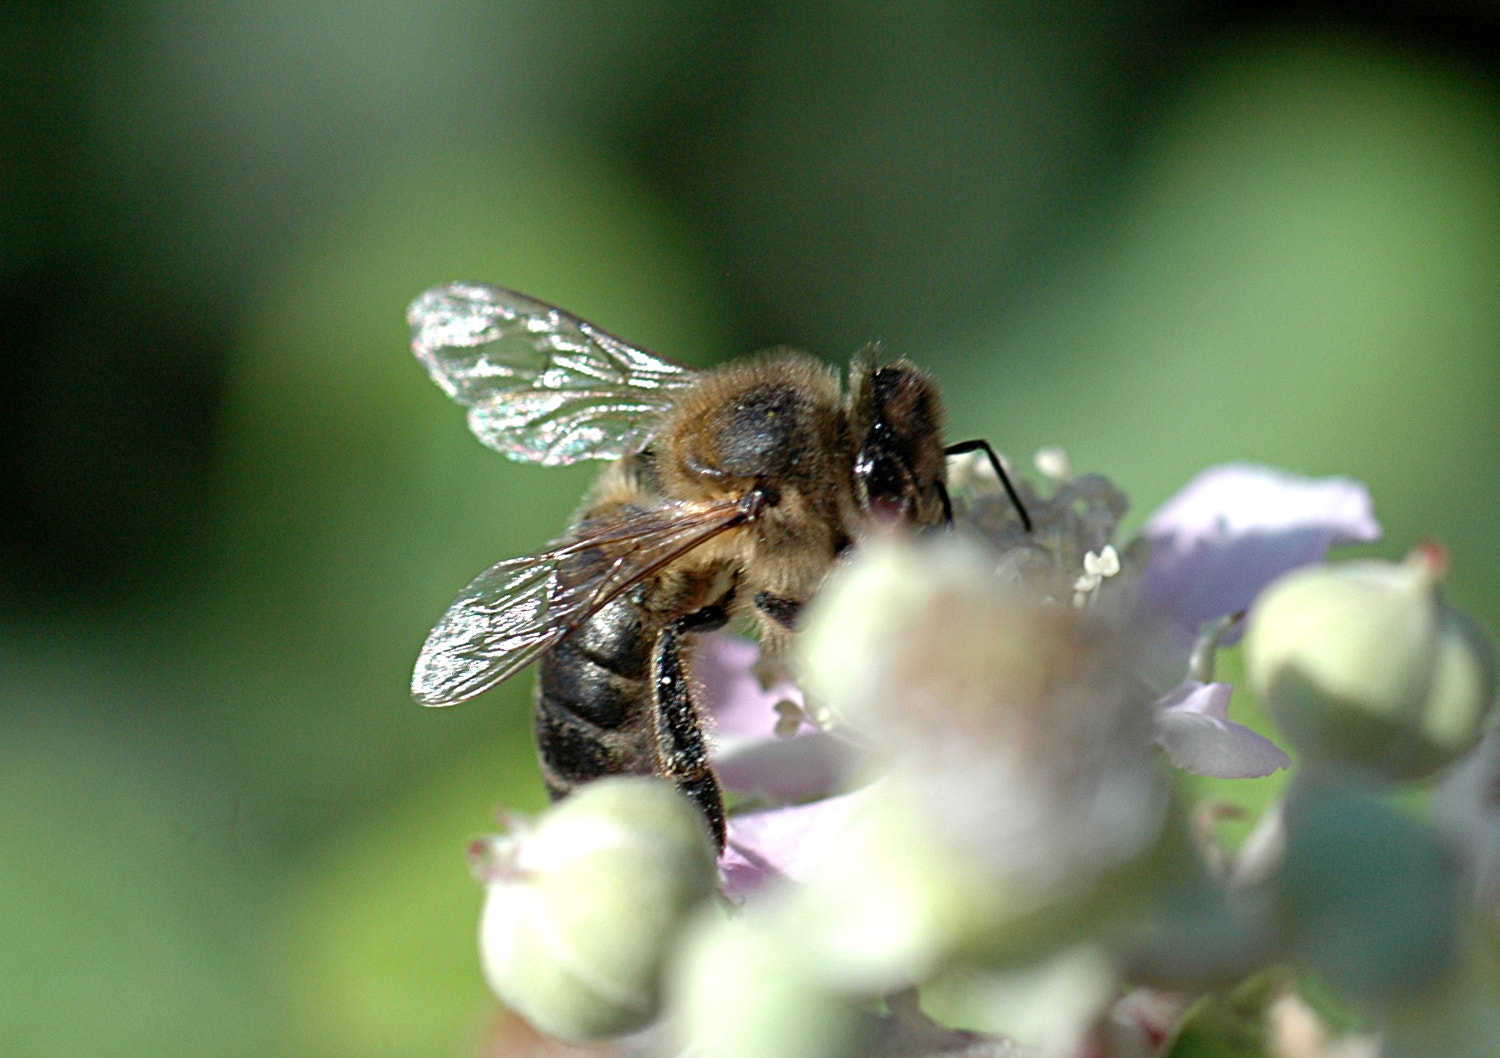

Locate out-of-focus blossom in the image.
[1140,464,1380,651]
[797,535,1164,892]
[470,778,719,1043]
[1245,543,1497,780]
[667,909,870,1058]
[919,946,1128,1057]
[1433,727,1500,927]
[1153,680,1292,779]
[712,461,1363,890]
[731,533,1168,1004]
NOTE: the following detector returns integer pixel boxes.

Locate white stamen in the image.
[773,699,805,739]
[1085,545,1120,578]
[1071,546,1121,607]
[1034,446,1072,481]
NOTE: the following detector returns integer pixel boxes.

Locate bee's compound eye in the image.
[856,452,915,522]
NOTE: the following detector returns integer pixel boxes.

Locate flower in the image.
[712,460,1362,893]
[471,778,720,1043]
[472,456,1500,1055]
[668,908,870,1058]
[795,535,1164,895]
[694,633,858,806]
[1138,463,1380,652]
[1153,679,1292,779]
[1245,542,1497,780]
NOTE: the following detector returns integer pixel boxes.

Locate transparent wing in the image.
[412,497,751,706]
[407,281,700,465]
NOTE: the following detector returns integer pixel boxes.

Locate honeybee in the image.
[408,282,1029,848]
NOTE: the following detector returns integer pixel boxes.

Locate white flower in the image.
[716,461,1365,897]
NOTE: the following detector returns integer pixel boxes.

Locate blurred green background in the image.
[3,2,1499,1055]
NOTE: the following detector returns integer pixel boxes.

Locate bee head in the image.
[850,358,947,526]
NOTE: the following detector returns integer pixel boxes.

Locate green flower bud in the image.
[797,535,1164,918]
[471,778,719,1043]
[779,783,1018,990]
[1276,782,1460,1002]
[1244,545,1497,779]
[796,532,978,737]
[668,909,869,1058]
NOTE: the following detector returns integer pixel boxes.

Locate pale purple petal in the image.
[720,791,867,898]
[1140,464,1380,645]
[695,633,808,740]
[694,634,858,800]
[715,732,857,803]
[1153,681,1291,778]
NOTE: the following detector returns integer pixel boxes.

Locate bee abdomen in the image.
[533,693,653,798]
[539,636,647,729]
[534,596,655,799]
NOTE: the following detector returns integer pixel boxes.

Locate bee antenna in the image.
[943,439,1033,533]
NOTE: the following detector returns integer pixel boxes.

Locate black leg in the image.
[943,438,1033,533]
[651,611,727,850]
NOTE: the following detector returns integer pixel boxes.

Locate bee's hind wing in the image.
[412,497,750,706]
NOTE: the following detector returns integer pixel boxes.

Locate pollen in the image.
[1072,545,1121,606]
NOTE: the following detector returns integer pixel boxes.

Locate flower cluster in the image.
[468,457,1500,1058]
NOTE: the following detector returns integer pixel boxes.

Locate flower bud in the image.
[793,536,1166,974]
[1244,545,1497,779]
[799,535,1163,884]
[1435,728,1500,926]
[797,533,986,737]
[471,778,719,1043]
[1276,781,1461,1001]
[668,909,869,1058]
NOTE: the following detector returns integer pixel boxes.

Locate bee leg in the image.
[753,591,802,631]
[652,605,729,850]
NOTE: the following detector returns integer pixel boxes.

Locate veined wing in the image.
[407,282,699,465]
[412,496,753,706]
